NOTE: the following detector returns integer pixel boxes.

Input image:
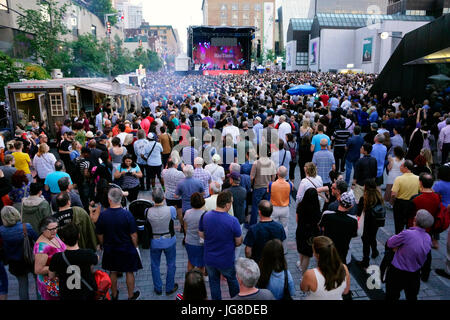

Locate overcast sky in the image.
[137,0,204,54]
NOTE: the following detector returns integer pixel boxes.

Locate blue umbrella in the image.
[287,85,317,96]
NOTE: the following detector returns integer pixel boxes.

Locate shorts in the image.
[185,243,205,267]
[166,199,182,209]
[148,165,162,179]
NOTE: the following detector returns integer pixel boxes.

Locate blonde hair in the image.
[36,143,49,157]
[302,119,311,129]
[123,133,134,146]
[420,148,433,165]
[305,162,317,177]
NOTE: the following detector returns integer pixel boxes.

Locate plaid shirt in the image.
[193,168,212,198]
[161,168,185,200]
[312,150,335,184]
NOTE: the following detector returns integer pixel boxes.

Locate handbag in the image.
[22,223,35,268]
[43,276,60,297]
[281,269,293,300]
[357,212,365,237]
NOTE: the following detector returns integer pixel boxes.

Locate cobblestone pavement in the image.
[4,168,450,300]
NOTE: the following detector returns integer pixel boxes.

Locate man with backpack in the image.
[49,223,98,300]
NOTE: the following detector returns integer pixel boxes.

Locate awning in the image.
[75,81,140,96]
[404,47,450,65]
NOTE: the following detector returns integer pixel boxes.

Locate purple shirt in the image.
[204,116,215,129]
[387,227,431,272]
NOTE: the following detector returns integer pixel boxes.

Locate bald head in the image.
[320,138,328,148]
[277,166,287,179]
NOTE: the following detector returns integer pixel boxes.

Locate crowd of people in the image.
[0,70,449,301]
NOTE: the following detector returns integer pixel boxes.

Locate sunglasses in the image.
[47,226,58,232]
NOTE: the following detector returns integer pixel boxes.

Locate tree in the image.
[146,50,163,72]
[16,0,71,72]
[69,34,108,77]
[0,52,50,100]
[264,49,276,63]
[87,0,118,25]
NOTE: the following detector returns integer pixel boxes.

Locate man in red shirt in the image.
[412,173,441,282]
[319,91,329,107]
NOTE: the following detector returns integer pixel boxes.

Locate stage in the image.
[187,26,255,73]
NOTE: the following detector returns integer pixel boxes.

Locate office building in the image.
[387,0,450,17]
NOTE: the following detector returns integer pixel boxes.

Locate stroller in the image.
[128,199,153,249]
[109,183,128,209]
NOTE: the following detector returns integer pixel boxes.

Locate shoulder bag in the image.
[141,141,157,162]
[281,269,293,300]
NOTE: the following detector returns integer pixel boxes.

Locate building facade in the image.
[0,0,123,59]
[278,0,388,51]
[114,1,143,29]
[387,0,450,17]
[201,0,276,56]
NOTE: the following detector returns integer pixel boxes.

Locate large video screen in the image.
[193,41,246,70]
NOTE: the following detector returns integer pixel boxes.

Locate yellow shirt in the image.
[12,152,31,174]
[392,172,420,200]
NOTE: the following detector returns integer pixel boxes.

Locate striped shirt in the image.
[193,168,212,198]
[312,150,335,184]
[333,129,352,147]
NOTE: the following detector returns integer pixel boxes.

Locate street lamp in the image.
[380,32,403,40]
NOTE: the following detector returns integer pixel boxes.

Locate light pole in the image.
[104,13,118,78]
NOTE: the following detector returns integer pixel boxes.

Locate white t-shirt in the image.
[222,125,240,144]
[278,122,292,142]
[116,132,128,146]
[205,163,225,185]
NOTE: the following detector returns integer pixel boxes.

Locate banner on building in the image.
[310,38,319,65]
[263,2,274,52]
[362,37,373,63]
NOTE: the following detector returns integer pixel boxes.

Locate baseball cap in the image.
[255,116,262,122]
[228,171,241,180]
[194,157,203,165]
[100,134,108,140]
[339,192,355,209]
[85,131,94,138]
[147,132,156,140]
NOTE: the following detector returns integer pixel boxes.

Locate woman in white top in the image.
[301,236,350,300]
[385,146,405,206]
[204,154,225,185]
[32,143,56,182]
[296,162,325,211]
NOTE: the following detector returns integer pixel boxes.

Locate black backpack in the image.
[371,204,386,227]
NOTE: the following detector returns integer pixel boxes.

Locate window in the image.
[220,17,227,26]
[69,95,78,118]
[232,13,238,20]
[49,93,64,117]
[243,13,249,20]
[231,3,238,11]
[443,8,450,14]
[254,4,261,11]
[242,3,250,11]
[91,25,96,37]
[231,18,238,26]
[296,52,308,65]
[220,4,227,11]
[0,0,8,12]
[220,11,227,18]
[405,10,426,16]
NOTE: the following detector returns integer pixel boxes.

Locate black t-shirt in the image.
[49,249,98,300]
[319,210,358,262]
[59,140,72,163]
[53,209,74,228]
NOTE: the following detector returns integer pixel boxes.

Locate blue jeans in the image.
[150,243,176,293]
[250,187,268,226]
[345,159,357,185]
[206,265,239,300]
[0,261,7,296]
